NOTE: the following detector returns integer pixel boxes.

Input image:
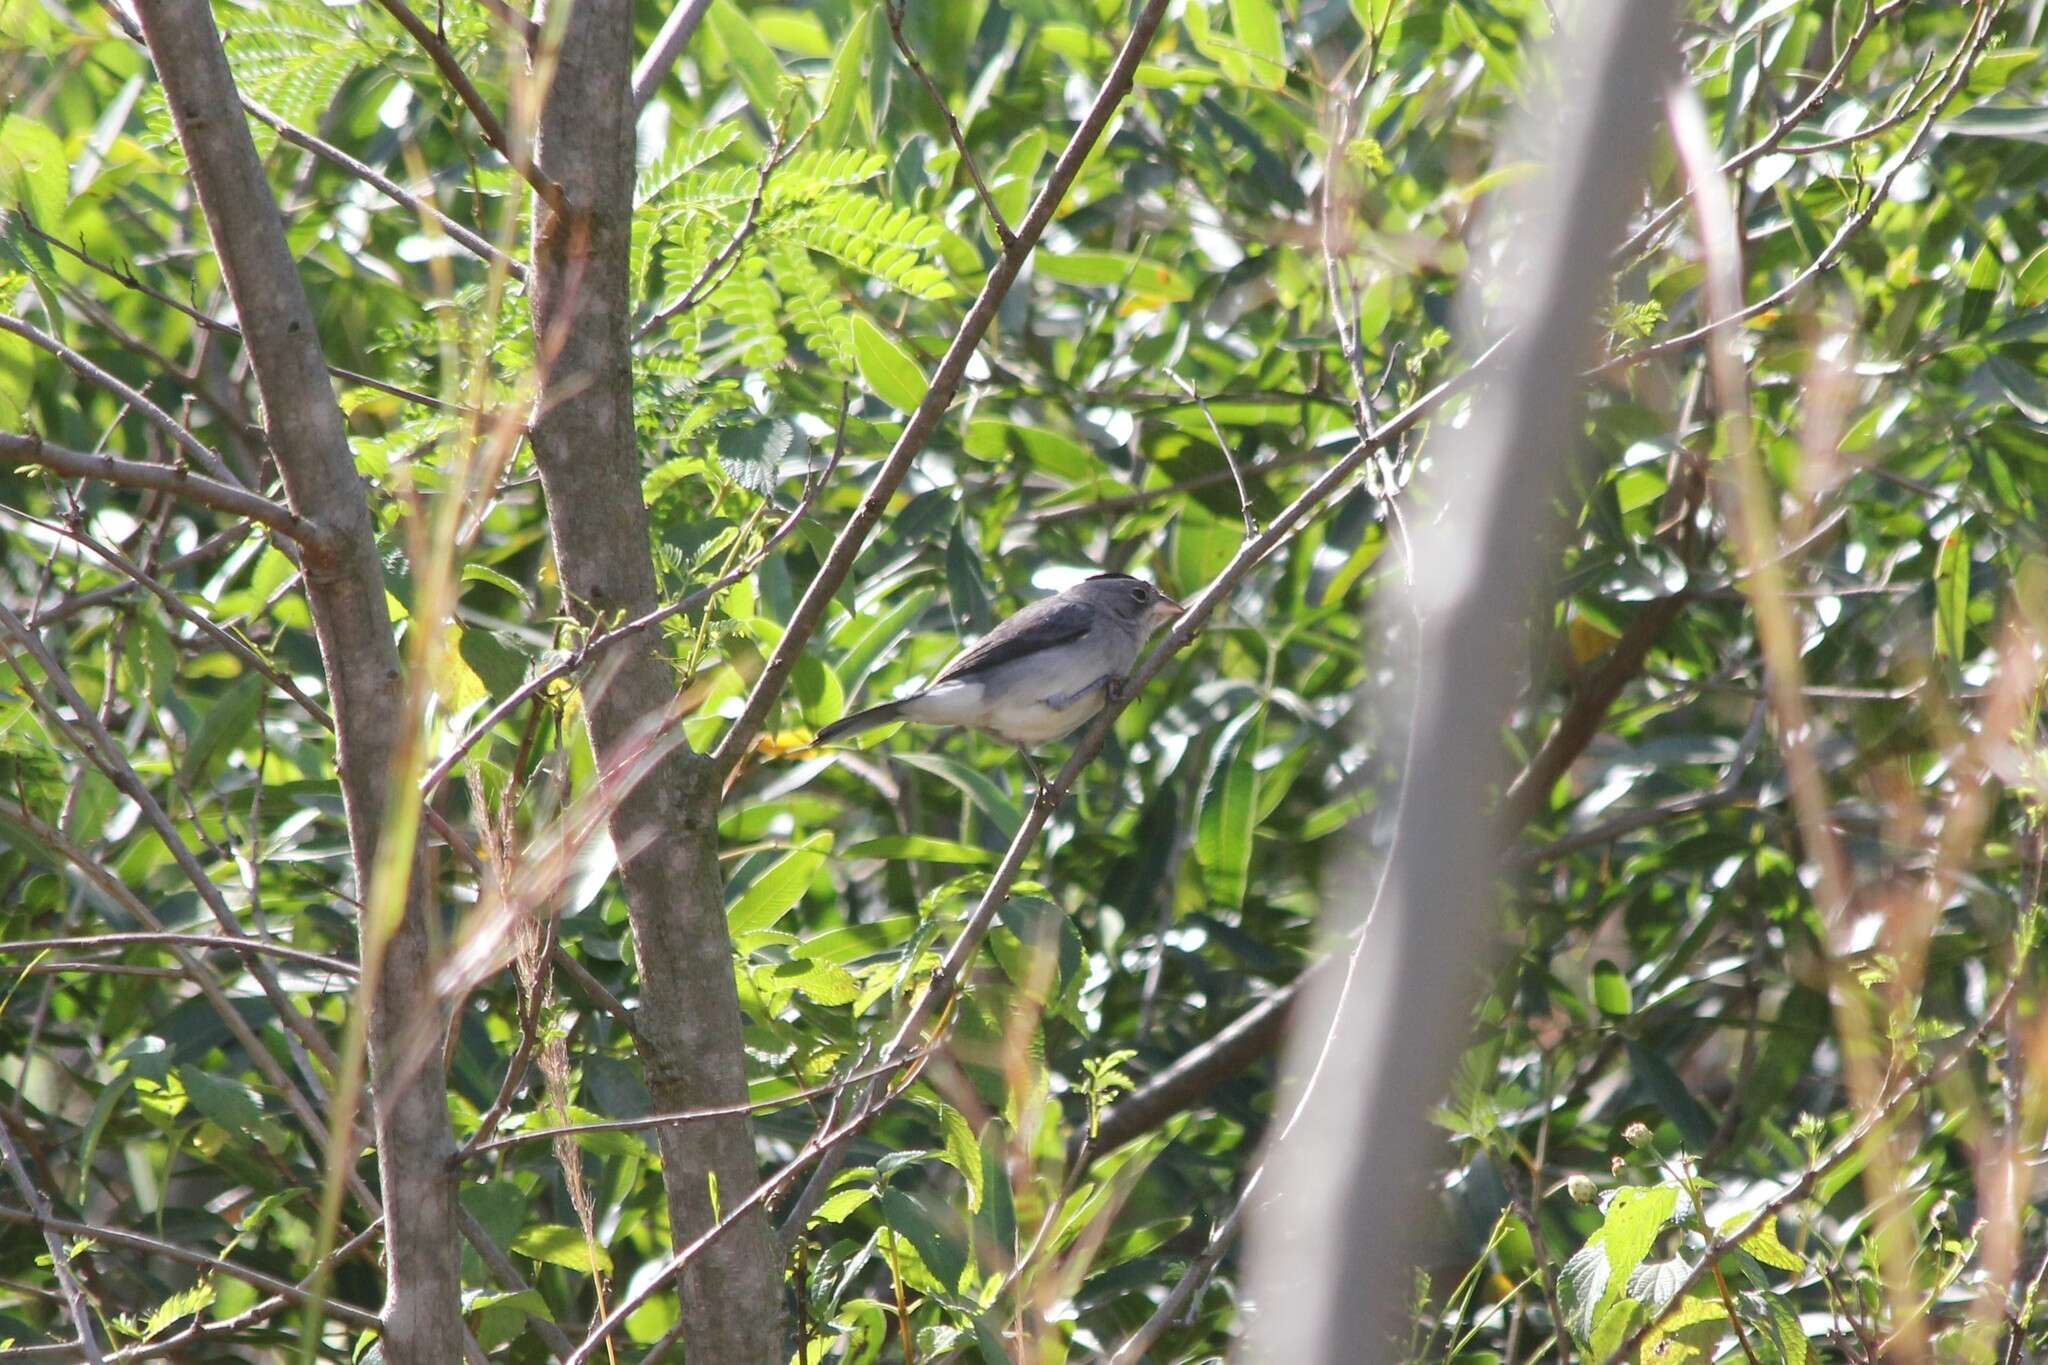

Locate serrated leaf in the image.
[1719,1213,1804,1271]
[935,1104,984,1213]
[716,417,808,495]
[1602,1185,1680,1288]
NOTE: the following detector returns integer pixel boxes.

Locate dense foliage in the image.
[2,0,2046,1360]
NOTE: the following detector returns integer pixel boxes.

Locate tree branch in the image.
[1241,1,1682,1356]
[242,99,526,278]
[1,431,315,547]
[0,314,238,486]
[368,0,561,209]
[630,0,714,111]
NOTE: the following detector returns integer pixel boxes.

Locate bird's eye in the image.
[1128,586,1149,606]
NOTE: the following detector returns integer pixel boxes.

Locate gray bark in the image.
[133,5,462,1361]
[1239,1,1682,1358]
[524,3,784,1358]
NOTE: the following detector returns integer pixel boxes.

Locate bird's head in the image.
[1074,572,1184,636]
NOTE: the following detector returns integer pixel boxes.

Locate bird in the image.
[814,572,1184,794]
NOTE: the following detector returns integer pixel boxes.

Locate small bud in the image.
[1611,1155,1626,1177]
[1567,1173,1599,1204]
[1624,1121,1654,1149]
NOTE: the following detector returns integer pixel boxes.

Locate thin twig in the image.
[243,98,525,278]
[0,1118,103,1363]
[883,0,1014,245]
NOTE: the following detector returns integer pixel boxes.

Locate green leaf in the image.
[1601,1185,1680,1288]
[810,1185,876,1225]
[1959,243,2001,336]
[763,957,860,1006]
[727,832,833,935]
[1195,705,1262,907]
[1719,1213,1805,1272]
[717,417,809,495]
[945,515,993,635]
[0,111,67,227]
[2017,243,2048,308]
[178,675,264,783]
[893,752,1022,842]
[1592,959,1632,1017]
[1229,0,1288,89]
[1934,525,1971,660]
[134,1280,214,1341]
[460,563,534,609]
[509,1223,612,1274]
[880,1186,967,1293]
[988,129,1047,228]
[1037,250,1194,301]
[705,0,794,119]
[816,8,873,148]
[851,314,928,413]
[843,836,995,865]
[936,1103,984,1212]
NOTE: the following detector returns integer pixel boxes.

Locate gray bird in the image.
[815,572,1184,791]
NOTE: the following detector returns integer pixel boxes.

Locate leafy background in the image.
[3,0,2047,1360]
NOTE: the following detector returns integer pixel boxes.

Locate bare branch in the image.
[367,0,561,209]
[136,3,464,1356]
[0,1119,104,1363]
[0,1205,380,1330]
[1,431,316,547]
[0,313,238,485]
[0,933,355,977]
[243,99,526,279]
[630,0,714,110]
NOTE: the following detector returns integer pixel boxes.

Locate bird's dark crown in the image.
[1086,572,1141,583]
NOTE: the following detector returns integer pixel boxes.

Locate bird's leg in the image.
[1104,674,1131,705]
[1017,746,1050,807]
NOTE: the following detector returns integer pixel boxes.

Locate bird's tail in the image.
[814,700,907,746]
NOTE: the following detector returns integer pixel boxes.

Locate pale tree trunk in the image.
[134,3,463,1361]
[524,3,784,1358]
[1240,0,1682,1358]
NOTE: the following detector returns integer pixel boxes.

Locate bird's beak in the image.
[1151,594,1185,623]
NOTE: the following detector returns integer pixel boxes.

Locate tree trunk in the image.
[524,4,784,1358]
[134,4,462,1362]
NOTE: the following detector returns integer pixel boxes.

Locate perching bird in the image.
[815,572,1184,792]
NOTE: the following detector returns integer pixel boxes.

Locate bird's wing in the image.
[934,597,1095,683]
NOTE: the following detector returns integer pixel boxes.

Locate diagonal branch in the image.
[368,0,562,209]
[0,314,239,486]
[242,99,526,278]
[883,0,1014,245]
[710,0,1180,781]
[630,0,714,110]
